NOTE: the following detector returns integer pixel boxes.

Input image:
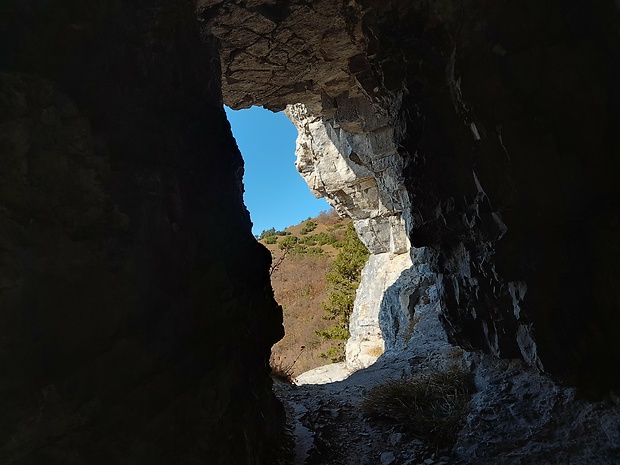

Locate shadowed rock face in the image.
[375,0,620,395]
[0,1,283,464]
[1,0,619,463]
[197,0,368,111]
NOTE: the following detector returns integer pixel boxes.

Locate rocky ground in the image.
[273,305,620,465]
[274,362,464,465]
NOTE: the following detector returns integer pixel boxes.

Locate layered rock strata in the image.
[197,0,368,110]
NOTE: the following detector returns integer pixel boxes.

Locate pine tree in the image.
[316,223,369,361]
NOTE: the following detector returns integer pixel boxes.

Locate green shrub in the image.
[289,245,308,255]
[276,230,291,236]
[313,232,338,246]
[298,232,338,247]
[259,227,277,240]
[264,235,277,244]
[299,236,318,246]
[317,223,369,360]
[305,246,324,256]
[300,220,317,235]
[278,235,298,251]
[319,343,346,363]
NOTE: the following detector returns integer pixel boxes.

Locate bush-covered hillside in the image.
[258,209,367,378]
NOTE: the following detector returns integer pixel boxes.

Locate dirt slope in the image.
[259,210,350,377]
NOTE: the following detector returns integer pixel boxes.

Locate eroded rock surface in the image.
[284,98,414,369]
[286,101,409,255]
[199,0,368,110]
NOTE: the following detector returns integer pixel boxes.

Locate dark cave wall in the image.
[0,1,283,463]
[362,0,620,394]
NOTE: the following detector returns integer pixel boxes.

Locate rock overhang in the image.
[205,0,620,395]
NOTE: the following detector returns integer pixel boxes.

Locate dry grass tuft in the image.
[361,368,475,445]
[270,346,306,383]
[269,353,296,383]
[316,208,342,226]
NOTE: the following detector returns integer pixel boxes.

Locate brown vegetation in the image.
[361,368,475,446]
[260,210,351,377]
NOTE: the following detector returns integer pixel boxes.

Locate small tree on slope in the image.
[317,223,369,361]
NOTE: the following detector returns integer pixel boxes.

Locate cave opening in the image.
[224,105,329,236]
[224,105,352,384]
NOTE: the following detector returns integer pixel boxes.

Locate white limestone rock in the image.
[286,97,421,372]
[345,252,413,370]
[285,99,411,255]
[294,362,352,385]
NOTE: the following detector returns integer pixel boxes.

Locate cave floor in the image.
[272,306,620,465]
[274,359,460,465]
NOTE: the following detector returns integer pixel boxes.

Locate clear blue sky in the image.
[225,106,330,236]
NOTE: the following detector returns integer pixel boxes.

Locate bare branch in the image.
[269,250,288,276]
